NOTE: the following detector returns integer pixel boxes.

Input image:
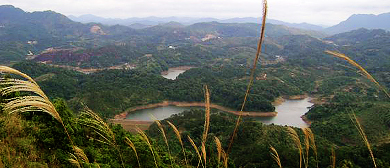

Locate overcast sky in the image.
[1,0,389,26]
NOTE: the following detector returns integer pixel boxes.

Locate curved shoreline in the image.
[114,101,277,119]
[272,94,309,106]
[111,95,313,131]
[301,115,312,126]
[161,66,195,75]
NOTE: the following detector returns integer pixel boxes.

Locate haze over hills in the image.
[69,11,390,35]
[325,12,390,34]
[0,5,329,64]
[68,14,326,31]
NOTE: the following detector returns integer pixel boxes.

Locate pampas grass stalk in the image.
[270,146,282,168]
[125,137,141,168]
[349,112,377,168]
[69,156,81,168]
[331,146,336,168]
[326,51,380,167]
[325,50,390,99]
[188,135,205,168]
[69,146,90,168]
[201,85,211,167]
[0,66,37,85]
[152,117,174,167]
[202,85,211,143]
[214,136,229,168]
[136,126,158,168]
[214,137,223,165]
[0,66,80,166]
[287,127,302,168]
[228,0,268,154]
[73,146,89,163]
[78,108,125,168]
[302,128,311,168]
[201,143,207,168]
[167,121,188,167]
[223,151,228,168]
[303,128,318,168]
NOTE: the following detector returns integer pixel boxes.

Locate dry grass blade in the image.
[202,85,211,143]
[0,78,48,99]
[188,135,205,168]
[68,155,81,168]
[75,146,89,163]
[0,66,80,165]
[79,109,116,146]
[0,78,61,122]
[222,152,228,168]
[4,97,61,121]
[270,146,282,168]
[136,126,158,168]
[214,137,223,164]
[0,66,38,85]
[214,137,229,168]
[201,85,211,167]
[331,146,336,168]
[151,116,174,167]
[287,127,302,168]
[302,128,310,168]
[69,146,90,168]
[304,128,318,168]
[349,112,377,168]
[201,143,207,168]
[325,50,390,99]
[79,108,126,168]
[228,0,268,154]
[125,137,141,168]
[166,121,188,167]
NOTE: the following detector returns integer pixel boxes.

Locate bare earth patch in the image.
[109,119,153,133]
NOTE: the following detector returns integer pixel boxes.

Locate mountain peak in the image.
[0,4,18,9]
[325,12,390,34]
[160,21,184,28]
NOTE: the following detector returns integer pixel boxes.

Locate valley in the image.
[1,4,390,168]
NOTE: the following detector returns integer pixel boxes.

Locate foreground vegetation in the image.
[1,85,390,167]
[2,2,390,167]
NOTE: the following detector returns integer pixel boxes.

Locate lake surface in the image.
[255,97,313,128]
[161,69,187,80]
[126,106,197,120]
[126,98,313,127]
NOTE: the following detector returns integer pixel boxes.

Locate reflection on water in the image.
[255,97,313,127]
[126,97,313,127]
[161,69,187,80]
[126,106,197,120]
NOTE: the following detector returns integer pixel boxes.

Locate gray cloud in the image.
[0,0,389,26]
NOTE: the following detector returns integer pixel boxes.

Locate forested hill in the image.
[0,5,326,65]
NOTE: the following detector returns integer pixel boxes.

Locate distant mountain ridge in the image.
[325,12,390,34]
[0,4,329,64]
[68,14,325,31]
[70,12,390,34]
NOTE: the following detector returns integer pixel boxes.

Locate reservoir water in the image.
[126,106,198,121]
[161,69,187,80]
[126,97,313,127]
[255,97,313,127]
